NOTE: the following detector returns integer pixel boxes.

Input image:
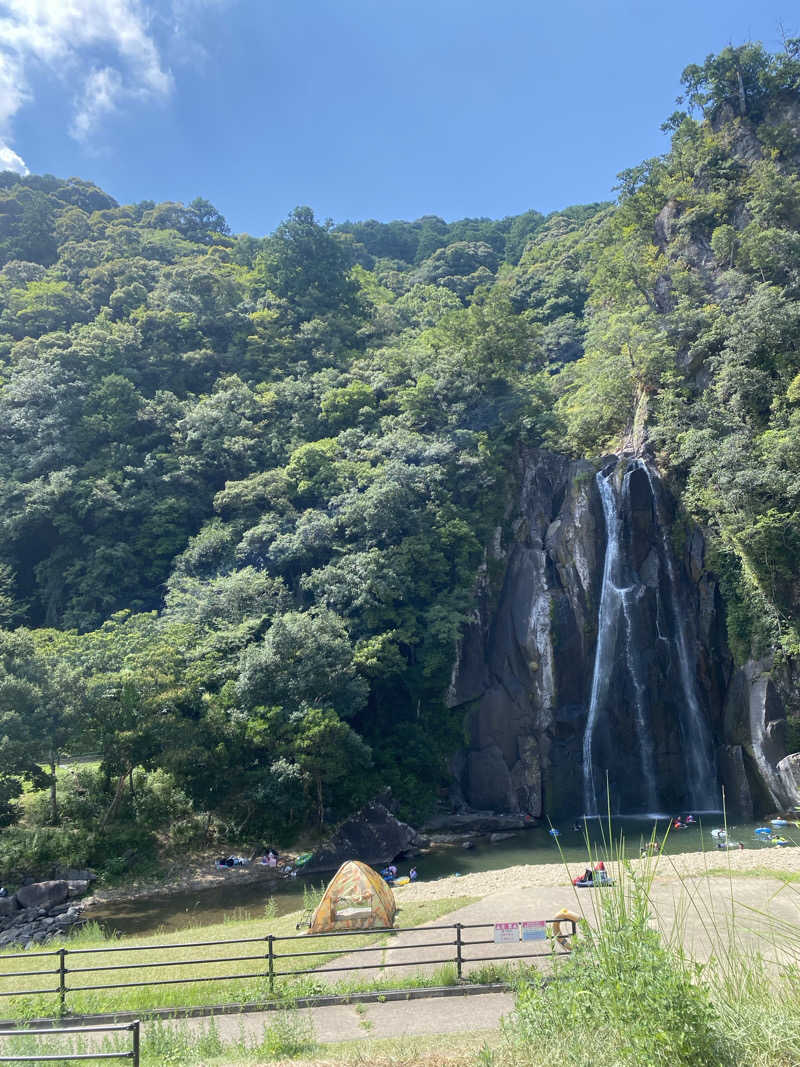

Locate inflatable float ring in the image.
[552,907,580,950]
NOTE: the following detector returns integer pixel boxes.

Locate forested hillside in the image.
[1,42,799,876]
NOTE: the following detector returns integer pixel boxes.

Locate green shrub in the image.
[501,868,725,1066]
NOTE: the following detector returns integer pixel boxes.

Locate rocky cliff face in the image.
[448,448,796,819]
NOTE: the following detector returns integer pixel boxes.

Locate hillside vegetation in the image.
[1,42,799,877]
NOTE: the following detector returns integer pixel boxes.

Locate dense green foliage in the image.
[554,42,800,661]
[0,164,585,866]
[2,40,800,875]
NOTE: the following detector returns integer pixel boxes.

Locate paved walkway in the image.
[145,991,515,1045]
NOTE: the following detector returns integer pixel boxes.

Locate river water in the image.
[85,815,797,937]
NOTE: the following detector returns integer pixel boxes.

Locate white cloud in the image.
[70,66,125,143]
[0,142,28,174]
[0,0,178,167]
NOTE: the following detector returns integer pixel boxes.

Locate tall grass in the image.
[0,1011,317,1066]
[489,811,800,1067]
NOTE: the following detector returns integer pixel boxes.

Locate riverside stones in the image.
[0,881,88,947]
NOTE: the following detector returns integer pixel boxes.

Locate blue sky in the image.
[0,0,797,235]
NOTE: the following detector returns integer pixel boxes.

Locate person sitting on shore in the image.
[409,867,417,881]
[572,867,593,885]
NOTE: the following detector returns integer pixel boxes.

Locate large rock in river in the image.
[15,880,69,910]
[303,801,425,874]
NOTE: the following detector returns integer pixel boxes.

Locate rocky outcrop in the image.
[445,446,799,820]
[448,448,739,818]
[304,801,426,874]
[448,450,604,817]
[0,880,88,947]
[777,754,800,808]
[723,657,800,811]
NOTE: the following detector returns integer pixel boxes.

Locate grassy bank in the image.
[0,1015,499,1067]
[0,896,476,1020]
[484,833,800,1067]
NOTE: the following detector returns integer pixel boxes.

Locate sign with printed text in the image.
[493,922,520,944]
[521,921,547,942]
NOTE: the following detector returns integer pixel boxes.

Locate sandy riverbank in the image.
[393,847,800,904]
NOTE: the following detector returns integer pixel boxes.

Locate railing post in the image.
[267,934,275,995]
[57,948,66,1015]
[131,1019,140,1067]
[455,923,463,982]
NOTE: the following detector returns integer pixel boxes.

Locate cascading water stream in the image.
[582,472,621,816]
[640,463,717,809]
[582,469,659,815]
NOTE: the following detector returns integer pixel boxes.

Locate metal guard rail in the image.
[0,918,576,1008]
[0,1021,139,1065]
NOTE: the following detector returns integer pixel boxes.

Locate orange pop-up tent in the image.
[309,860,396,933]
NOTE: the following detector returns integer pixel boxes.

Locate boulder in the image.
[777,753,800,808]
[303,801,425,874]
[66,880,90,898]
[15,881,69,911]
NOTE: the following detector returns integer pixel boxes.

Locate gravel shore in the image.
[394,847,800,903]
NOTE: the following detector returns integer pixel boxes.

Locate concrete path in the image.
[146,991,515,1045]
[312,874,800,985]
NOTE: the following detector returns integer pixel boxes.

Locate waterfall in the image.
[582,469,659,815]
[582,472,620,815]
[641,463,717,810]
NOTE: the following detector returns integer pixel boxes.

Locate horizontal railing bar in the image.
[68,971,266,992]
[68,953,266,974]
[275,938,455,960]
[0,952,58,962]
[0,989,58,998]
[272,923,458,942]
[0,969,60,979]
[457,920,567,930]
[0,1025,138,1037]
[67,935,266,955]
[462,938,562,948]
[275,956,455,977]
[0,1055,133,1063]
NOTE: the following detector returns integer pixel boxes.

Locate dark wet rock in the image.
[15,881,69,911]
[718,745,754,819]
[303,801,426,874]
[447,449,746,817]
[777,753,800,809]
